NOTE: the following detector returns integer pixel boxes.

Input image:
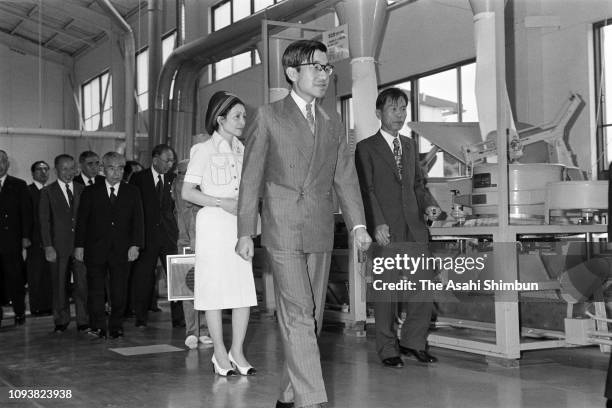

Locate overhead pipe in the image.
[153,0,340,158]
[335,0,388,143]
[0,127,147,139]
[148,0,163,156]
[96,0,136,159]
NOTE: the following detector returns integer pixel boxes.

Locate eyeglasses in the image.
[293,62,334,75]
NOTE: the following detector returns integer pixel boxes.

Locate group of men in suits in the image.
[1,145,184,338]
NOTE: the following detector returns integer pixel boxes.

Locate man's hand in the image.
[425,206,442,221]
[44,246,57,263]
[74,247,84,262]
[235,236,254,261]
[22,238,31,249]
[354,227,372,251]
[128,246,140,262]
[374,224,391,246]
[220,198,238,216]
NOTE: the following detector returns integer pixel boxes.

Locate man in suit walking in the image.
[355,87,441,368]
[73,151,105,186]
[27,160,53,316]
[0,149,32,326]
[40,154,90,333]
[75,152,144,339]
[236,40,372,408]
[130,144,183,328]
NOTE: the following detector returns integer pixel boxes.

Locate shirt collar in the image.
[82,174,95,185]
[380,128,402,153]
[60,180,73,189]
[105,180,120,193]
[0,174,7,185]
[211,131,242,154]
[33,181,45,190]
[290,90,316,120]
[151,167,162,183]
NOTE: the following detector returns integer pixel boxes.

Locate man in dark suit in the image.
[355,88,441,368]
[27,160,53,316]
[130,144,183,328]
[75,152,144,339]
[40,154,89,333]
[73,151,105,186]
[0,149,32,326]
[236,40,372,408]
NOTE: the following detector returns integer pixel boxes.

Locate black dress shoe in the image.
[54,324,68,333]
[150,306,162,312]
[109,329,124,339]
[275,401,294,408]
[14,315,25,325]
[381,356,404,368]
[88,328,107,339]
[399,346,438,363]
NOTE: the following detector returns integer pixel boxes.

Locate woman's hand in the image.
[220,198,238,215]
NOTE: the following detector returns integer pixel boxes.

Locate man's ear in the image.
[286,66,299,83]
[375,109,382,121]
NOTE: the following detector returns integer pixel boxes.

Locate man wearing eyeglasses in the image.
[236,40,372,408]
[26,161,53,316]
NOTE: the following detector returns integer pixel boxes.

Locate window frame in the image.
[81,69,113,131]
[593,19,612,179]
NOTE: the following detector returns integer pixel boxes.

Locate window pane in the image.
[91,77,100,116]
[139,93,149,111]
[83,82,92,118]
[162,32,176,64]
[234,0,250,21]
[460,63,478,121]
[603,26,612,126]
[233,51,252,73]
[213,2,231,31]
[103,75,112,111]
[418,68,458,122]
[254,0,274,12]
[215,57,232,80]
[137,50,149,96]
[254,50,261,65]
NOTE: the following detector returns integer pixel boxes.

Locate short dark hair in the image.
[54,154,74,168]
[79,150,99,163]
[376,88,409,111]
[31,161,49,173]
[152,144,173,158]
[282,40,327,84]
[102,151,125,166]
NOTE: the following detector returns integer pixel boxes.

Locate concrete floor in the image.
[0,303,609,408]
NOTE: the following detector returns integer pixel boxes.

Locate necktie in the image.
[109,186,117,205]
[305,103,315,134]
[88,179,93,186]
[393,137,403,180]
[156,175,163,203]
[65,183,73,208]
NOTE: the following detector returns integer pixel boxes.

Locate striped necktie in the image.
[305,103,315,134]
[393,137,403,180]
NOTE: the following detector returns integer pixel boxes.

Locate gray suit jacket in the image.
[238,95,365,252]
[39,181,83,257]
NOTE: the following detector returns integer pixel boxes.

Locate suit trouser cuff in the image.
[291,390,328,408]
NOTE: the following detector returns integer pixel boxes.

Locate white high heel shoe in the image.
[211,354,237,377]
[228,351,257,376]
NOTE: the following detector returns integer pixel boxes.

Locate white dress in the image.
[184,132,257,311]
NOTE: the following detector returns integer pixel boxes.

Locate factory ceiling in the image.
[0,0,145,63]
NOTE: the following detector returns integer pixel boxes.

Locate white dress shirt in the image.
[290,90,316,123]
[105,181,120,197]
[33,181,45,190]
[82,174,96,186]
[151,167,164,186]
[58,181,74,206]
[380,128,403,155]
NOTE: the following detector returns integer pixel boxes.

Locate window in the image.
[210,0,282,80]
[162,31,177,64]
[341,60,476,177]
[136,48,149,111]
[82,71,112,131]
[594,20,612,178]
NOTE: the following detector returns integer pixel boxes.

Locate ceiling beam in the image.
[0,30,72,69]
[0,4,97,46]
[11,0,112,33]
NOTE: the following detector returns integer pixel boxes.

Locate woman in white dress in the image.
[182,91,257,377]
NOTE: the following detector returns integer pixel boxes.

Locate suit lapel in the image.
[303,104,332,188]
[283,96,314,161]
[372,132,401,183]
[73,182,83,213]
[51,182,70,211]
